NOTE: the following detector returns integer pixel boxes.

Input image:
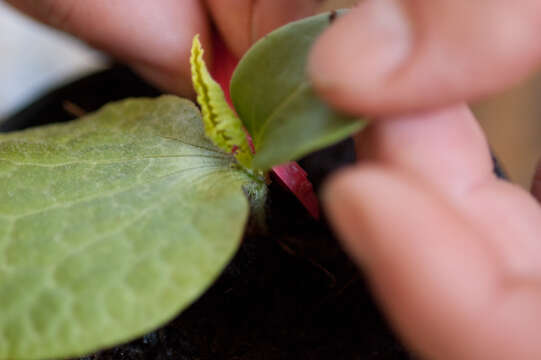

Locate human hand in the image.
[313,4,541,357]
[323,104,541,359]
[309,0,541,115]
[10,3,541,358]
[10,0,541,116]
[6,0,321,95]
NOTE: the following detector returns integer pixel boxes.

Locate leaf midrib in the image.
[0,164,227,220]
[253,81,310,148]
[0,154,230,169]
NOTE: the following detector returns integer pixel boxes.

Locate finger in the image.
[324,166,541,360]
[309,0,541,115]
[324,106,541,359]
[356,104,541,280]
[6,0,210,95]
[355,104,494,196]
[324,167,504,360]
[205,0,320,57]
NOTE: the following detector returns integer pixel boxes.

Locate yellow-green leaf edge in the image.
[190,35,253,169]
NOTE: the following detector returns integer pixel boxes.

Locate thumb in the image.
[309,0,541,115]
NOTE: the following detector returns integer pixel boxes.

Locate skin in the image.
[6,1,541,358]
[309,0,541,115]
[325,106,541,359]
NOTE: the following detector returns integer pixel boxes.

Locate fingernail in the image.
[310,0,412,96]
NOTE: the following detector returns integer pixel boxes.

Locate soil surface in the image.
[3,66,453,360]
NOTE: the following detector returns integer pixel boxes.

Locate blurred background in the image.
[1,1,540,189]
[0,2,105,118]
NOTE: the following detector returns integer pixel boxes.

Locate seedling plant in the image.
[0,11,365,359]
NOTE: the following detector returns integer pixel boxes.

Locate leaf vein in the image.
[1,165,225,220]
[254,81,310,147]
[0,154,230,169]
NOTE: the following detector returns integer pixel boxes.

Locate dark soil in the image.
[5,66,502,360]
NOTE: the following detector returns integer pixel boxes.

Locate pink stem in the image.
[271,162,319,219]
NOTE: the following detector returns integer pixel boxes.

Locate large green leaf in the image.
[230,11,366,170]
[0,96,261,359]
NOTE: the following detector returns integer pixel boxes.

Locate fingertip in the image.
[321,165,358,211]
[308,0,412,116]
[310,0,541,117]
[321,165,368,226]
[322,164,395,268]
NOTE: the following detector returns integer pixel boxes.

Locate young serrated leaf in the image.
[231,11,366,170]
[190,35,253,169]
[0,96,265,359]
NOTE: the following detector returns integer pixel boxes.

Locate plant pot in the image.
[2,66,506,360]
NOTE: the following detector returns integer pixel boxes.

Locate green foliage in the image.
[0,96,262,359]
[231,11,366,170]
[191,35,253,168]
[0,11,366,359]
